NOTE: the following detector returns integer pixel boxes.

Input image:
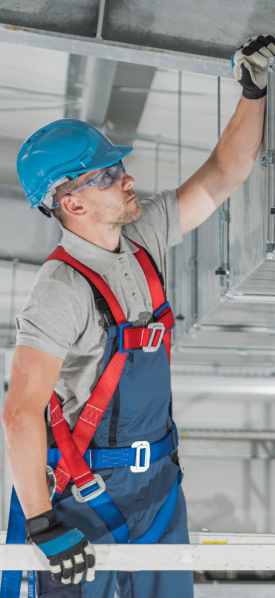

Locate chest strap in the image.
[45,242,175,543]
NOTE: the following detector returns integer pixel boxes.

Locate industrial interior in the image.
[1,1,275,597]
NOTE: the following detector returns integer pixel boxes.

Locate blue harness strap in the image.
[132,473,181,544]
[47,428,180,545]
[47,427,178,471]
[0,486,35,598]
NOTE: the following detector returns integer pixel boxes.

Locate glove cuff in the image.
[26,509,73,546]
[242,87,267,100]
[26,509,56,538]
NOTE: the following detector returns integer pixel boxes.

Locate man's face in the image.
[67,164,142,228]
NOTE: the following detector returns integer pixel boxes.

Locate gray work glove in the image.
[232,34,275,99]
[26,509,96,584]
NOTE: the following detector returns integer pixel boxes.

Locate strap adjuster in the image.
[142,322,165,352]
[130,441,151,472]
[72,474,106,503]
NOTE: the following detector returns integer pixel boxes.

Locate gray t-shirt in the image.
[16,189,182,428]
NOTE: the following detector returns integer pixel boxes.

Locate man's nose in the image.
[121,172,135,190]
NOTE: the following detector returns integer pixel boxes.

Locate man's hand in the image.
[232,34,275,99]
[26,509,96,584]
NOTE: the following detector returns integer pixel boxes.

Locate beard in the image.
[95,191,143,229]
[111,198,143,229]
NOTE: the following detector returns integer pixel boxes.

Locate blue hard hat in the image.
[17,119,134,209]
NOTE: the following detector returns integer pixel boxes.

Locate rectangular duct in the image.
[171,59,275,334]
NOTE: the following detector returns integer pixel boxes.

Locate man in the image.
[1,35,274,598]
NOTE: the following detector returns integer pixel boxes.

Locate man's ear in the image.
[60,194,87,217]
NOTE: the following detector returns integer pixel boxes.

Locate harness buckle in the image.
[130,441,151,472]
[142,322,165,352]
[46,465,56,501]
[72,474,106,503]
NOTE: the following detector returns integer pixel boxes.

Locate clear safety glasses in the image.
[70,160,126,195]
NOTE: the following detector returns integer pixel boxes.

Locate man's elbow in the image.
[2,401,22,439]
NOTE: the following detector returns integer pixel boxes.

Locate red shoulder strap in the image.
[131,241,172,364]
[46,246,127,326]
[130,240,166,312]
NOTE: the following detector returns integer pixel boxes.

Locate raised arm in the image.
[177,34,275,235]
[177,94,265,235]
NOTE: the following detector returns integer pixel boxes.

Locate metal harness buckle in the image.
[142,322,165,352]
[72,474,106,503]
[46,465,56,501]
[130,441,151,472]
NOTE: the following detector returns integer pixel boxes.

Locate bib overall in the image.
[2,242,194,598]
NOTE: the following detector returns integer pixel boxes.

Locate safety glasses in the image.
[70,160,126,194]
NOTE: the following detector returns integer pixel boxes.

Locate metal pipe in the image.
[113,86,240,97]
[217,77,223,286]
[95,0,106,39]
[179,428,275,441]
[0,24,234,79]
[154,144,159,194]
[0,102,82,113]
[106,127,212,152]
[267,57,275,245]
[0,354,3,530]
[7,259,18,348]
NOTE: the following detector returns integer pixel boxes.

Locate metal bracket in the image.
[262,151,274,167]
[266,242,274,253]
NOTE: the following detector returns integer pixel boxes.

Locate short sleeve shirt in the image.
[16,189,182,427]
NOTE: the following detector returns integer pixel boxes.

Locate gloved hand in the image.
[26,509,96,584]
[232,34,275,99]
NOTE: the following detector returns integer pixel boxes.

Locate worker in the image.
[1,34,274,598]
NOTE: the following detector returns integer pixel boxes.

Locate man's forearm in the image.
[177,95,266,234]
[3,407,52,518]
[212,95,266,187]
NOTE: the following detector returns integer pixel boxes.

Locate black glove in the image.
[232,34,275,99]
[26,509,95,584]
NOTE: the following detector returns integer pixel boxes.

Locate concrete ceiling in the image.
[0,0,274,60]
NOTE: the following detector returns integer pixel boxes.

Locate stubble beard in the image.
[109,198,143,229]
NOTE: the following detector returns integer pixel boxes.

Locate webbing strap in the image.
[0,487,27,598]
[132,473,180,544]
[131,240,166,313]
[122,307,175,351]
[46,247,126,326]
[51,349,127,493]
[131,241,172,364]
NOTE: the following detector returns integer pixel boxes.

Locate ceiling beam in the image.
[0,24,233,78]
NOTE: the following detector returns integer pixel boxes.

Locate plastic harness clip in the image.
[130,441,151,472]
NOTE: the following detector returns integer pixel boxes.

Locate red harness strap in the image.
[131,240,172,364]
[46,242,174,495]
[46,247,128,493]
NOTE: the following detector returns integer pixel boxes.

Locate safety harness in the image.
[1,240,179,598]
